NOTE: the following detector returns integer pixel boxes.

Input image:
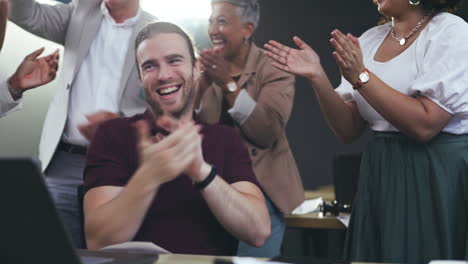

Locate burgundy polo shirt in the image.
[83,110,259,255]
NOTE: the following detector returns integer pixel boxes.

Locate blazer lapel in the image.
[120,11,155,92]
[73,6,102,78]
[238,44,260,96]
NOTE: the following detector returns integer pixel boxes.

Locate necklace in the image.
[391,13,431,46]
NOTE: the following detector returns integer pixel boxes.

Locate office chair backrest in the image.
[332,152,362,207]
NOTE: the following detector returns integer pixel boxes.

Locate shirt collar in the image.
[101,1,141,28]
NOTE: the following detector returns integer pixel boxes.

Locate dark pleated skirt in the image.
[344,132,468,263]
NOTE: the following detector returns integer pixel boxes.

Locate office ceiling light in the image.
[37,0,57,4]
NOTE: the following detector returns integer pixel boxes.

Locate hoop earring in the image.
[409,0,420,6]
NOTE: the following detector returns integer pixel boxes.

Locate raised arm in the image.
[199,175,270,247]
[329,30,451,142]
[264,36,366,143]
[9,0,74,44]
[1,48,59,117]
[236,68,294,149]
[199,47,296,149]
[8,48,59,99]
[186,128,270,247]
[84,121,201,249]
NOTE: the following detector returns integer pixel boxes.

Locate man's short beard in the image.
[147,99,164,117]
[168,84,195,119]
[146,79,195,120]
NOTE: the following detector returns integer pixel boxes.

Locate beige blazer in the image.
[199,44,304,214]
[10,0,156,171]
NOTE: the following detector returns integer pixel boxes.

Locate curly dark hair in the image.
[376,0,463,24]
[420,0,463,12]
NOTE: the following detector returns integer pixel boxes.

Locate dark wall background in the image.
[256,0,467,189]
[256,0,379,189]
[54,0,468,190]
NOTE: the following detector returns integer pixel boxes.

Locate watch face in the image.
[227,82,237,92]
[359,71,370,83]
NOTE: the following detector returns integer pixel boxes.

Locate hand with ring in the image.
[199,48,231,88]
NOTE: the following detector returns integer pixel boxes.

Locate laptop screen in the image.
[0,158,82,264]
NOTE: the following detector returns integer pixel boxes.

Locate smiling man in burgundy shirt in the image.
[82,21,270,255]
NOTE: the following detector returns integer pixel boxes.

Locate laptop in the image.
[0,158,158,264]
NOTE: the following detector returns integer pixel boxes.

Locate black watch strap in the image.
[194,166,217,191]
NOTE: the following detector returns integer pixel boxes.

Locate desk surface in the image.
[285,212,346,229]
[79,250,379,264]
[155,254,378,264]
[156,254,230,264]
[285,185,346,230]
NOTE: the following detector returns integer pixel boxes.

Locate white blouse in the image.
[336,12,468,134]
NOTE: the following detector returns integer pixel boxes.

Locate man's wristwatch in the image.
[353,68,370,90]
[7,77,23,99]
[225,81,238,93]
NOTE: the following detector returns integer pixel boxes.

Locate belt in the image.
[57,141,88,155]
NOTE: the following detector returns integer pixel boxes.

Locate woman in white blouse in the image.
[265,0,468,262]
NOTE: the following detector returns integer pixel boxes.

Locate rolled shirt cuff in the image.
[228,89,256,125]
[194,101,203,115]
[0,79,22,117]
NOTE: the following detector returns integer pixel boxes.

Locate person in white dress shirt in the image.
[0,0,59,117]
[9,0,155,247]
[265,0,468,262]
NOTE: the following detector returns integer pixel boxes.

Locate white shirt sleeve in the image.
[409,14,468,117]
[334,76,355,102]
[0,79,22,118]
[228,89,257,125]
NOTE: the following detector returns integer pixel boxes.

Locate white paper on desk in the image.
[100,241,171,254]
[291,197,323,215]
[429,261,468,264]
[233,257,292,264]
[337,215,350,228]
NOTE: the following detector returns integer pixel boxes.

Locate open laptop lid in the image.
[0,158,82,264]
[0,158,158,264]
